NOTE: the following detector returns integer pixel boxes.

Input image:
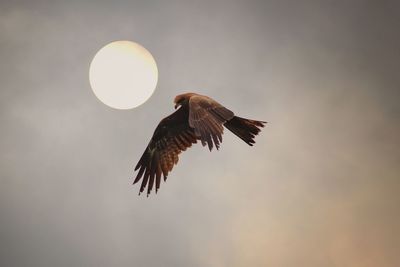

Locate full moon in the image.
[89,41,158,109]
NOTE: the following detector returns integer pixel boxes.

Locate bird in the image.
[133,92,266,196]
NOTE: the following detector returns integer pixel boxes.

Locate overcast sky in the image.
[1,1,399,266]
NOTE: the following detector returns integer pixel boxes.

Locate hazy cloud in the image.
[1,1,399,266]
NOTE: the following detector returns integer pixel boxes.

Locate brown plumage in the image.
[133,92,266,196]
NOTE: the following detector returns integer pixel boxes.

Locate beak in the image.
[174,103,179,109]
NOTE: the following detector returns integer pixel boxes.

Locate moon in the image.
[89,41,158,109]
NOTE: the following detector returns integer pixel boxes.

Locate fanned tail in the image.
[224,116,266,146]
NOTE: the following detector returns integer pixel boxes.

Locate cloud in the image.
[0,1,399,266]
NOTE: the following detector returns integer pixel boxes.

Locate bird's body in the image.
[133,92,266,195]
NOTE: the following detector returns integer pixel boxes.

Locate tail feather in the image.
[224,116,266,146]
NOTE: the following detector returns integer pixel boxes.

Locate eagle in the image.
[133,92,266,196]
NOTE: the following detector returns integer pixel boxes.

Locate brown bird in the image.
[133,92,266,196]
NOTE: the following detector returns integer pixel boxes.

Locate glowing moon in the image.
[89,41,158,109]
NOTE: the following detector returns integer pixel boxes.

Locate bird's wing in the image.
[133,107,197,196]
[188,95,234,150]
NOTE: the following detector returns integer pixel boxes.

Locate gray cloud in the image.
[1,1,399,266]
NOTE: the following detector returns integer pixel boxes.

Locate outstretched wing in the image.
[188,95,234,150]
[133,106,197,196]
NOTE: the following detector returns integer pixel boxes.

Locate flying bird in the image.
[133,93,266,196]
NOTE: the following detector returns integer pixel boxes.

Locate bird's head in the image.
[174,92,196,109]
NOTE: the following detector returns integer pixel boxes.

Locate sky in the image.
[1,0,399,266]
